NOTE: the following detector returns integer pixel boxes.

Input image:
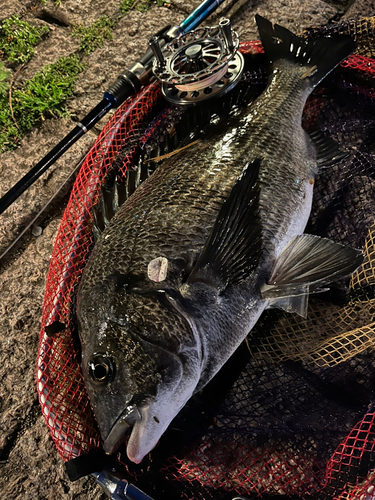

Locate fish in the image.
[76,16,362,464]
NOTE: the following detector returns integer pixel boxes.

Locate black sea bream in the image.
[77,16,362,464]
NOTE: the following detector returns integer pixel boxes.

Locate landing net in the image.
[37,17,375,500]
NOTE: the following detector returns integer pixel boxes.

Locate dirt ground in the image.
[0,0,374,498]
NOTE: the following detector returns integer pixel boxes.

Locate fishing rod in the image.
[0,0,229,216]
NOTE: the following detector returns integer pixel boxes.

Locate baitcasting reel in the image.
[149,18,245,106]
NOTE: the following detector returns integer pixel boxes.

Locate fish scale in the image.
[84,134,244,277]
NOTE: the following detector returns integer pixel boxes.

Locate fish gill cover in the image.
[37,17,375,500]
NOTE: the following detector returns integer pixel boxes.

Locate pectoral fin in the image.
[187,158,262,291]
[261,234,363,317]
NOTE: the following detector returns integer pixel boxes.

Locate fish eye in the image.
[88,354,115,385]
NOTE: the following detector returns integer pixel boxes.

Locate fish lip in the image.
[102,405,141,455]
[102,348,186,459]
[100,313,202,460]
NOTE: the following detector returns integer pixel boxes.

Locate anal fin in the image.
[309,129,348,168]
[261,234,363,317]
[268,293,310,319]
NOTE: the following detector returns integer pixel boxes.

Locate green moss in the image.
[0,16,49,64]
[0,54,85,153]
[0,62,11,97]
[72,16,115,55]
[120,0,151,15]
[38,0,61,4]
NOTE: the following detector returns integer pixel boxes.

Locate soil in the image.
[0,0,373,498]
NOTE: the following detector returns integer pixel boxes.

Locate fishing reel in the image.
[149,18,245,106]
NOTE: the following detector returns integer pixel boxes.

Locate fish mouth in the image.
[102,405,141,455]
[101,314,203,462]
[102,347,201,463]
[102,346,185,459]
[100,322,184,457]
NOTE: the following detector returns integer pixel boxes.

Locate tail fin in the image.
[255,15,356,88]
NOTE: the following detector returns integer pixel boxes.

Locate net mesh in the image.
[37,17,375,500]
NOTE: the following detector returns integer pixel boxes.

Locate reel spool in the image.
[149,18,245,106]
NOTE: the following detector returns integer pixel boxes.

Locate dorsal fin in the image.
[92,181,120,241]
[92,157,154,242]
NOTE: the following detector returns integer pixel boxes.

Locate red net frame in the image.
[36,38,375,499]
[37,81,161,460]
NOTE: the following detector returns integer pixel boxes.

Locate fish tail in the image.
[255,15,356,88]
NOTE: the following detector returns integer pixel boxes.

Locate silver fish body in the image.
[77,17,360,464]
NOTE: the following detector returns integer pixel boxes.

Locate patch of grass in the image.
[0,15,49,64]
[38,0,61,4]
[72,16,115,55]
[0,54,85,153]
[120,0,152,15]
[0,63,11,97]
